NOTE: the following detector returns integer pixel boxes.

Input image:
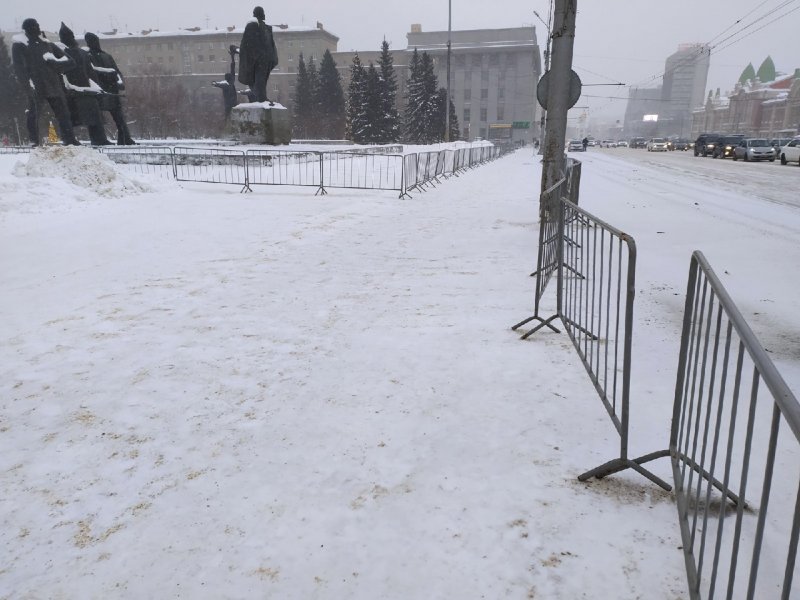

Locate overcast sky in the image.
[4,0,797,122]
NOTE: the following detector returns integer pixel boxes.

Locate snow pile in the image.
[13,146,153,198]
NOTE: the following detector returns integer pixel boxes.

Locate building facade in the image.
[690,69,800,138]
[623,43,710,139]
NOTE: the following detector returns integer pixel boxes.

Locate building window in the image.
[480,127,486,138]
[197,55,204,62]
[288,54,293,61]
[168,43,174,50]
[464,89,471,100]
[481,70,489,83]
[498,87,505,100]
[480,107,487,121]
[146,56,152,63]
[489,53,499,67]
[463,108,471,122]
[169,56,174,63]
[497,105,504,120]
[481,88,488,100]
[157,56,163,63]
[455,54,465,68]
[209,55,215,62]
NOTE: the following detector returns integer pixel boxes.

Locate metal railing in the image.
[173,147,248,190]
[669,251,800,599]
[0,146,32,154]
[97,145,175,180]
[245,149,322,192]
[321,152,404,196]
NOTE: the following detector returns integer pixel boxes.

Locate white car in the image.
[617,140,628,148]
[779,137,800,166]
[647,138,669,152]
[567,139,585,152]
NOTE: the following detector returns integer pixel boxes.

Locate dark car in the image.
[630,137,647,149]
[694,133,720,157]
[713,134,746,158]
[672,139,690,151]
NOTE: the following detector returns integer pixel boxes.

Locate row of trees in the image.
[293,43,458,144]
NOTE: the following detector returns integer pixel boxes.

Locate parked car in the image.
[694,133,721,157]
[617,140,629,148]
[771,138,792,153]
[672,139,690,151]
[732,138,776,162]
[779,137,800,165]
[646,138,669,152]
[587,138,597,147]
[567,139,585,152]
[712,134,746,158]
[630,137,647,149]
[600,140,617,148]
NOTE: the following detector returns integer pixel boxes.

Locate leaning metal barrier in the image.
[321,152,404,197]
[97,145,175,180]
[246,149,322,193]
[402,153,418,195]
[668,251,800,599]
[561,198,670,490]
[0,145,32,154]
[173,146,248,190]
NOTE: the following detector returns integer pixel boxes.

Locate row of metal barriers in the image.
[514,159,800,599]
[0,143,511,197]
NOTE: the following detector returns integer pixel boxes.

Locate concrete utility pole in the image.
[541,0,577,215]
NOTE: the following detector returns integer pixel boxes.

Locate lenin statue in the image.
[237,6,278,103]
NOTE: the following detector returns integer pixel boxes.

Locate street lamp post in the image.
[445,0,452,143]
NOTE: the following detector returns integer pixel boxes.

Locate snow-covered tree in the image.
[404,49,442,144]
[346,53,368,143]
[434,87,460,142]
[316,49,345,139]
[293,53,313,138]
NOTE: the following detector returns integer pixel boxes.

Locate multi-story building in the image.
[690,68,800,138]
[623,43,710,139]
[404,25,540,143]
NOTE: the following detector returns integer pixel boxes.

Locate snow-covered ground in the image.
[1,145,798,598]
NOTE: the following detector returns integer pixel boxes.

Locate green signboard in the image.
[512,121,531,129]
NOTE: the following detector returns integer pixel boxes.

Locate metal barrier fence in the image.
[97,145,175,180]
[0,146,32,154]
[245,149,322,192]
[321,152,404,196]
[668,251,800,599]
[173,147,248,190]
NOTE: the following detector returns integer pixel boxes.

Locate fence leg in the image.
[513,314,561,338]
[578,451,673,492]
[240,183,253,193]
[315,185,328,196]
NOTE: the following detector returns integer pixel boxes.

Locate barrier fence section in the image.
[402,154,418,195]
[0,146,32,154]
[668,251,800,599]
[173,147,248,190]
[97,145,175,180]
[321,152,404,197]
[245,149,322,193]
[561,198,670,490]
[511,177,566,337]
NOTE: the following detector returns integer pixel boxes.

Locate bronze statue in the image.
[85,32,136,145]
[58,22,112,145]
[237,6,278,103]
[11,18,80,145]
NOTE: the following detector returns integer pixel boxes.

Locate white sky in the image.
[3,0,798,122]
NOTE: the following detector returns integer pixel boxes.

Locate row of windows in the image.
[462,105,505,122]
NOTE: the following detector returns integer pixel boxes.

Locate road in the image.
[574,146,799,210]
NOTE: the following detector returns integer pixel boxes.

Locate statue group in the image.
[11,18,135,146]
[213,6,280,118]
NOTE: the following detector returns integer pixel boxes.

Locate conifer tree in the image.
[316,49,345,139]
[306,56,321,138]
[293,53,312,138]
[375,40,400,143]
[419,52,439,143]
[403,48,425,143]
[0,33,25,143]
[363,63,381,143]
[346,53,367,143]
[434,87,460,142]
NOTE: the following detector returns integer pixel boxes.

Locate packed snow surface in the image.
[1,145,799,598]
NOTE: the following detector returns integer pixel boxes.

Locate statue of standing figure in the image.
[11,18,80,146]
[84,32,136,145]
[58,22,112,146]
[237,6,279,103]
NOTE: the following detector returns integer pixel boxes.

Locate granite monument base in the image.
[230,102,291,145]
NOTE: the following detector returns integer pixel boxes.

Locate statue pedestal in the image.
[230,102,291,145]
